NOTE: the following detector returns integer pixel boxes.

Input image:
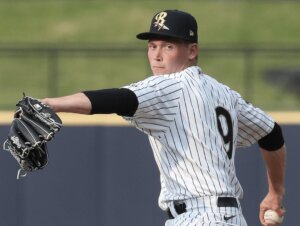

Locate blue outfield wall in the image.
[0,125,298,226]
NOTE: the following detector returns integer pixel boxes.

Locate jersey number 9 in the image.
[215,107,233,159]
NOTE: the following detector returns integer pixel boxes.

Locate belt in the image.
[167,197,238,219]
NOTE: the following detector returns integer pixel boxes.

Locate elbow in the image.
[258,122,285,151]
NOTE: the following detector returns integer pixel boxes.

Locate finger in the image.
[260,208,270,226]
[259,210,267,226]
[277,207,286,217]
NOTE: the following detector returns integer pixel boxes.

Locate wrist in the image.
[269,186,285,197]
[42,98,58,112]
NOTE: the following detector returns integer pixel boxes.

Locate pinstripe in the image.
[123,66,270,226]
[187,74,220,196]
[161,126,188,197]
[240,113,269,133]
[140,89,180,104]
[177,102,212,195]
[139,105,178,114]
[175,107,202,210]
[185,76,221,177]
[188,73,231,196]
[150,134,179,199]
[139,97,181,110]
[139,88,182,105]
[140,95,179,110]
[180,79,211,197]
[165,131,190,200]
[173,119,200,196]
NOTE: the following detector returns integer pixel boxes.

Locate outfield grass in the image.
[1,1,299,43]
[0,1,299,110]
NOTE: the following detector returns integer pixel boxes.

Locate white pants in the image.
[165,196,248,226]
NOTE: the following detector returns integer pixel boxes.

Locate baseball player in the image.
[42,10,286,226]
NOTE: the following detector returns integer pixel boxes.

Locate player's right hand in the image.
[259,191,285,226]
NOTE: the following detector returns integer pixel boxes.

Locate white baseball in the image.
[264,209,284,224]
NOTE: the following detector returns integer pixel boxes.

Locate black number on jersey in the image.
[215,107,233,159]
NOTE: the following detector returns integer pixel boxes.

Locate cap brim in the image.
[136,32,191,42]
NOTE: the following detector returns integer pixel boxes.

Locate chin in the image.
[153,67,172,75]
[153,72,163,76]
[152,69,165,76]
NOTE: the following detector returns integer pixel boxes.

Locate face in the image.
[147,39,198,75]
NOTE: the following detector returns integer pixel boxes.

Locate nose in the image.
[153,47,162,61]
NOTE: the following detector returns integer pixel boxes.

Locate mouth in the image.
[152,66,164,70]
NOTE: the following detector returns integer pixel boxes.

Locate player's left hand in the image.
[259,191,285,226]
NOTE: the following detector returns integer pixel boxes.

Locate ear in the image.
[188,44,199,61]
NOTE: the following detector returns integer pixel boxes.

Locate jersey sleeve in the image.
[235,92,275,148]
[122,75,183,132]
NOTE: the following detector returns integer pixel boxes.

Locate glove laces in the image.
[17,168,27,180]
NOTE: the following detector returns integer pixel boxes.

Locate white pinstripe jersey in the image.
[123,66,274,210]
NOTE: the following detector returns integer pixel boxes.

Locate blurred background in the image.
[0,0,299,110]
[0,1,299,226]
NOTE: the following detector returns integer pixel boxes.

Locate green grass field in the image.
[0,1,299,110]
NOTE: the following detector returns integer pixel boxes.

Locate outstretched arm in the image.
[42,93,92,114]
[42,88,138,117]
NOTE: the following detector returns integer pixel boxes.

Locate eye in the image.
[166,44,173,50]
[148,43,156,50]
[164,43,176,51]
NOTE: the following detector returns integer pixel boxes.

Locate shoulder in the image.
[126,73,183,91]
[125,66,203,91]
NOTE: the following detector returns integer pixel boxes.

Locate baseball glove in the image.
[3,94,62,179]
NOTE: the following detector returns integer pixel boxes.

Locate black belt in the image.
[167,197,238,219]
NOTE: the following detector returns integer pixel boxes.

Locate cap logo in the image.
[153,12,169,31]
[189,30,194,36]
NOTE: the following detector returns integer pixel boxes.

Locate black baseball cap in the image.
[136,9,198,43]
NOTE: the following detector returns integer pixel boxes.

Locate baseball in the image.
[264,210,284,224]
